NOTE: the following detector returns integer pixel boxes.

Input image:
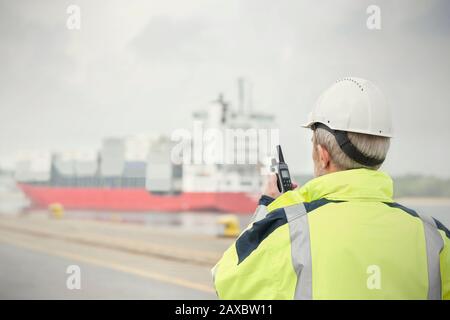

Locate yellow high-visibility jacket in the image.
[212,168,450,299]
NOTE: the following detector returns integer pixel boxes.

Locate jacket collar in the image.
[296,168,394,203]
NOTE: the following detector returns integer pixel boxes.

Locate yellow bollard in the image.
[217,215,240,237]
[48,203,64,219]
[110,213,122,223]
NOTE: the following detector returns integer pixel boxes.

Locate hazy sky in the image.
[0,0,449,177]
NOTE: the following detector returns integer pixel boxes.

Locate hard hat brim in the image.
[301,120,393,138]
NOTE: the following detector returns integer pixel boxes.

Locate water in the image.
[0,176,30,215]
[60,202,449,237]
[0,174,448,234]
[404,204,450,227]
[60,210,252,236]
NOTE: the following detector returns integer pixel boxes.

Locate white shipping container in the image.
[146,139,175,192]
[53,154,75,176]
[70,150,98,177]
[74,160,97,176]
[100,138,125,176]
[14,152,51,182]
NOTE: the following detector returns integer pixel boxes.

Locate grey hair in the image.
[313,128,390,170]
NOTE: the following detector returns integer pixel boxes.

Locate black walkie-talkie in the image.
[271,145,293,193]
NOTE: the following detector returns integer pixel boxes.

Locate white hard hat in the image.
[302,77,393,137]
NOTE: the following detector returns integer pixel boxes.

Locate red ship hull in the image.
[18,183,258,214]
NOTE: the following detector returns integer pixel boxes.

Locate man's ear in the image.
[317,144,331,169]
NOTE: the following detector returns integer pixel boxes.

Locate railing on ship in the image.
[29,176,147,188]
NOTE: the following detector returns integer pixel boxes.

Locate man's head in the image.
[311,127,390,177]
[303,77,393,177]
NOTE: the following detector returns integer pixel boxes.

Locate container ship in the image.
[16,84,276,214]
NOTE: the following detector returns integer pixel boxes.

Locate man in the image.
[212,77,450,299]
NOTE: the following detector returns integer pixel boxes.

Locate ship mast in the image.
[238,77,245,115]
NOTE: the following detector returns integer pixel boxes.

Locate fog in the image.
[0,0,449,176]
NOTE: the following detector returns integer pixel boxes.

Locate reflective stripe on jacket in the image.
[212,168,450,299]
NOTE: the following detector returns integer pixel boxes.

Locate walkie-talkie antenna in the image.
[277,145,285,163]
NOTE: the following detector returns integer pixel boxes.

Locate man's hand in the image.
[263,174,299,199]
